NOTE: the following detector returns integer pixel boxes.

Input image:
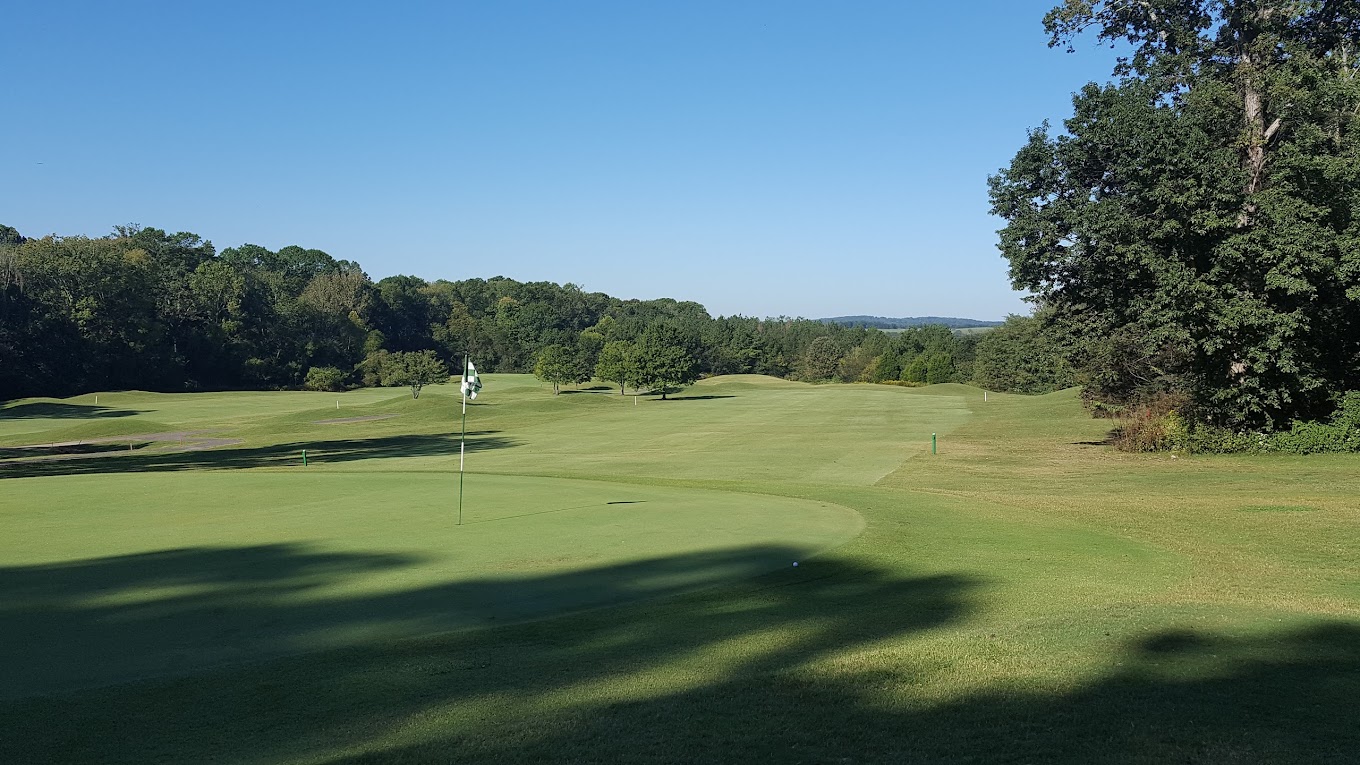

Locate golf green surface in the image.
[2,375,1357,763]
[3,472,858,698]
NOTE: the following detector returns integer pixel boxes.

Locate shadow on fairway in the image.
[0,401,145,420]
[299,622,1360,764]
[0,442,137,460]
[0,432,516,479]
[0,539,1356,763]
[663,394,737,401]
[0,544,975,759]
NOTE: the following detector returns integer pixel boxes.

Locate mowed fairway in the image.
[1,376,1358,763]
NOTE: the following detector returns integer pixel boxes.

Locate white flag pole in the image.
[458,353,468,526]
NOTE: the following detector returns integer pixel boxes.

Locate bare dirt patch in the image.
[0,432,242,463]
[14,431,214,449]
[311,414,400,425]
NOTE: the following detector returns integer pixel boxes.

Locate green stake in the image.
[932,433,937,455]
[302,449,307,467]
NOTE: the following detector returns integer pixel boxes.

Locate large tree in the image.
[534,344,589,394]
[383,350,447,399]
[991,0,1360,429]
[594,340,634,395]
[630,324,700,400]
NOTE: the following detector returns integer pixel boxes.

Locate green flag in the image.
[461,360,482,400]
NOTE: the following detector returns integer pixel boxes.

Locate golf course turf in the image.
[1,375,1356,763]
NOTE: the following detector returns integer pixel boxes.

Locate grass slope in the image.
[1,376,1357,763]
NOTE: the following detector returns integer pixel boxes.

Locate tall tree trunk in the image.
[1238,4,1281,226]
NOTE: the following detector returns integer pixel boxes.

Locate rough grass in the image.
[1,376,1357,763]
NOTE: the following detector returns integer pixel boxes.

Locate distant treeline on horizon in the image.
[0,223,1066,401]
[819,316,1004,330]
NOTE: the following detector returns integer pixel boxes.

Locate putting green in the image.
[0,470,861,698]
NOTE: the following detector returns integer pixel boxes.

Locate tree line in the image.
[0,223,1065,401]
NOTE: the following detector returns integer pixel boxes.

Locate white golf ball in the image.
[792,561,799,567]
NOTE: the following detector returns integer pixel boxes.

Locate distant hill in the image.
[819,315,1004,330]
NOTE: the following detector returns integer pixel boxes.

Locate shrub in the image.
[1142,392,1360,455]
[1176,424,1269,454]
[1110,393,1187,452]
[304,366,348,392]
[1088,400,1126,419]
[1272,392,1360,454]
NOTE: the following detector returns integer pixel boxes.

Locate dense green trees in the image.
[973,315,1076,395]
[0,222,1068,402]
[534,344,590,394]
[992,1,1360,429]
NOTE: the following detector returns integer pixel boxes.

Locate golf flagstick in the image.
[459,353,467,526]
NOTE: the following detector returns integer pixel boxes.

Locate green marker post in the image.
[302,449,308,466]
[932,433,937,455]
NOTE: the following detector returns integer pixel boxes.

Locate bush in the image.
[1110,394,1187,452]
[1272,392,1360,454]
[1126,391,1360,455]
[1112,410,1178,452]
[1175,424,1270,454]
[1087,399,1126,419]
[304,366,348,392]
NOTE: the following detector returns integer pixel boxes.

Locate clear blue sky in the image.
[3,1,1122,320]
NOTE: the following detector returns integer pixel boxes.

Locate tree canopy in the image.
[534,344,590,394]
[383,351,448,399]
[991,0,1360,429]
[630,325,700,400]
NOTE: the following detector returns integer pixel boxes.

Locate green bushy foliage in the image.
[1171,425,1270,455]
[1137,392,1360,455]
[1271,393,1360,454]
[303,366,348,392]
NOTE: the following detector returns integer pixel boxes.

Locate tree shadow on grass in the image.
[0,431,517,480]
[0,543,976,763]
[0,536,1352,763]
[0,401,145,420]
[0,442,137,460]
[663,394,737,401]
[369,621,1355,765]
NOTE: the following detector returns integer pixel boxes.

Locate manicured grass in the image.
[1,376,1357,763]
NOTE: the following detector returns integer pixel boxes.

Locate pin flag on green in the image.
[458,357,482,525]
[461,360,482,401]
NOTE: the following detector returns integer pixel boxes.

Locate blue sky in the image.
[3,1,1122,320]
